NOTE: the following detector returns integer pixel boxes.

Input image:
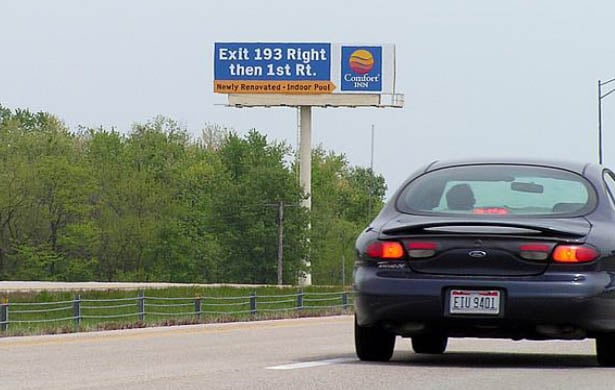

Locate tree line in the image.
[0,105,386,285]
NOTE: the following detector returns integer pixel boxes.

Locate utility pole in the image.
[277,201,284,286]
[367,124,375,219]
[599,78,615,165]
[267,201,297,285]
[341,252,346,287]
[370,124,375,174]
[599,80,603,164]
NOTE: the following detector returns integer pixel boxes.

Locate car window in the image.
[396,164,595,217]
[603,171,615,208]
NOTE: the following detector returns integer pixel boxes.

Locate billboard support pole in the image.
[298,106,312,286]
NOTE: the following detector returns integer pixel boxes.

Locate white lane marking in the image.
[266,357,356,370]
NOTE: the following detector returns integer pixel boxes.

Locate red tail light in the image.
[406,241,438,259]
[552,245,599,263]
[366,241,405,259]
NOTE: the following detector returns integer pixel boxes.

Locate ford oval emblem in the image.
[468,250,487,258]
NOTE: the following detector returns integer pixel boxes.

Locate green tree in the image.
[211,130,308,283]
[0,105,384,285]
[0,106,95,280]
[308,147,386,285]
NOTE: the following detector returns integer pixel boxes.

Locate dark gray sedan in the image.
[354,159,615,366]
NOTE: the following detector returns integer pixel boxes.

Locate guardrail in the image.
[0,290,353,333]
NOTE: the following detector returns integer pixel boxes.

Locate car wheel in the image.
[354,316,395,361]
[596,334,615,366]
[411,334,448,354]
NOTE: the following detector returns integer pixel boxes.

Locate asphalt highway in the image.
[0,315,612,390]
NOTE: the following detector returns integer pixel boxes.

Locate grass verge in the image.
[0,285,353,337]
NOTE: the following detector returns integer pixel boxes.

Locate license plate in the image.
[449,289,501,315]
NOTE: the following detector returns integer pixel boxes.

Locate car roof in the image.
[424,158,594,175]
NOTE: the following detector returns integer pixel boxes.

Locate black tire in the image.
[354,317,395,361]
[596,334,615,366]
[411,334,448,354]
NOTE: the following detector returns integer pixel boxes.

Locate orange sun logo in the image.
[348,49,374,74]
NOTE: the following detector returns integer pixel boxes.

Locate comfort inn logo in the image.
[341,46,382,91]
[349,49,374,74]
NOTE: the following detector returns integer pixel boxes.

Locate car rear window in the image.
[396,164,596,216]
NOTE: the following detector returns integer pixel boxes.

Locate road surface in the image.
[0,315,611,389]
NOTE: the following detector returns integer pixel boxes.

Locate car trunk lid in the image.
[379,216,590,276]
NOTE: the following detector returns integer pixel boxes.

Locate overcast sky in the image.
[2,1,615,194]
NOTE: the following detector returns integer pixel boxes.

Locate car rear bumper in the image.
[354,266,615,338]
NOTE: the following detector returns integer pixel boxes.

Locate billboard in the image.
[214,42,395,95]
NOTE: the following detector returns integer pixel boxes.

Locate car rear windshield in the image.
[396,164,596,217]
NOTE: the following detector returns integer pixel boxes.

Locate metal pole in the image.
[73,294,81,331]
[194,297,202,322]
[277,201,284,286]
[342,292,349,311]
[297,289,304,311]
[250,291,257,316]
[370,124,375,173]
[599,77,615,165]
[299,106,312,210]
[341,252,346,287]
[298,106,312,286]
[599,80,603,165]
[137,290,145,322]
[368,124,375,219]
[0,298,8,332]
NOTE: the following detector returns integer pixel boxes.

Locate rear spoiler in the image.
[381,220,590,238]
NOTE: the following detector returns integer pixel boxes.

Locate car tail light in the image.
[366,241,405,259]
[406,241,438,259]
[519,244,551,261]
[552,245,599,263]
